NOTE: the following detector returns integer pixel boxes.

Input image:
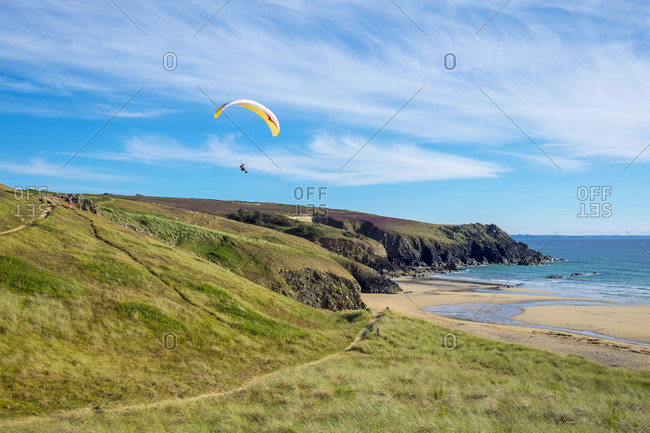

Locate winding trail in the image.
[109,315,376,415]
[0,205,379,429]
[0,315,378,429]
[0,204,55,236]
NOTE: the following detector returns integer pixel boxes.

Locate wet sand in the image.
[361,277,650,369]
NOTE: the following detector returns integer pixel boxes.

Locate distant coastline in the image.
[513,234,650,239]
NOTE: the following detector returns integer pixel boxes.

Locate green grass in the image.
[7,310,648,432]
[0,255,76,297]
[194,283,308,339]
[0,187,371,419]
[1,186,647,432]
[95,195,388,259]
[100,206,227,248]
[96,199,359,287]
[114,302,185,332]
[0,186,47,232]
[228,209,327,241]
[325,208,505,246]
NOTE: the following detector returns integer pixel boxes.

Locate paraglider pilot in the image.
[240,163,248,174]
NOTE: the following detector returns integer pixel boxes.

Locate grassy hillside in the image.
[0,186,51,233]
[91,196,355,287]
[106,195,298,219]
[91,196,396,296]
[1,187,647,432]
[0,187,370,419]
[109,194,487,246]
[6,310,649,432]
[325,209,485,244]
[110,195,391,265]
[110,194,544,269]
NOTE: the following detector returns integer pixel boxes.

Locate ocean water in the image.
[436,237,650,305]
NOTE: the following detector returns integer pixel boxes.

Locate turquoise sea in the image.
[439,237,650,305]
[424,237,649,344]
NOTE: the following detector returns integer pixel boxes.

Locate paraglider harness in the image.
[240,163,248,174]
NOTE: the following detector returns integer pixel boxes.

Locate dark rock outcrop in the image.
[57,194,100,214]
[337,260,400,294]
[316,236,377,267]
[518,256,545,266]
[314,217,546,272]
[271,268,366,311]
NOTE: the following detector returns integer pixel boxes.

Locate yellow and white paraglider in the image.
[214,99,280,137]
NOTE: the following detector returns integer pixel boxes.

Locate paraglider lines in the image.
[196,85,282,171]
[476,84,562,171]
[60,85,145,170]
[340,85,425,171]
[223,113,282,171]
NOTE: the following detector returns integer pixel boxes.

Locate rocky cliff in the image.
[314,214,546,272]
[109,194,552,312]
[226,209,399,293]
[271,268,366,311]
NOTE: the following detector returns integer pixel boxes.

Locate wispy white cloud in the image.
[0,158,132,183]
[1,0,649,168]
[114,109,178,118]
[92,134,504,186]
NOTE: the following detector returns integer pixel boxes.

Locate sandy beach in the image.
[512,305,650,344]
[362,277,650,369]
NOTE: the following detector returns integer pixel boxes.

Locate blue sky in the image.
[1,0,649,235]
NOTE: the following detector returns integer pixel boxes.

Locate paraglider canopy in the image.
[214,99,280,137]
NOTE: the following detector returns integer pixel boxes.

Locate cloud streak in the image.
[91,134,505,186]
[1,0,649,170]
[0,158,132,183]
